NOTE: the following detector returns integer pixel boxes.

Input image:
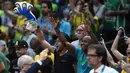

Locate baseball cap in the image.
[15,40,28,48]
[0,40,6,46]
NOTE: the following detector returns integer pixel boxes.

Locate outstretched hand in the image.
[50,17,60,29]
[39,49,49,61]
[118,27,126,36]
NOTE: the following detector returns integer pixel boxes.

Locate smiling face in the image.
[15,47,27,57]
[79,36,92,51]
[127,44,130,58]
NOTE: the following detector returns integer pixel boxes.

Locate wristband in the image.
[37,60,43,66]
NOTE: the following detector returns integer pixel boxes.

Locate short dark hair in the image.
[41,0,52,10]
[88,44,107,65]
[31,7,40,19]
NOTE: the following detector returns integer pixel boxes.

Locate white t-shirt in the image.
[89,65,119,73]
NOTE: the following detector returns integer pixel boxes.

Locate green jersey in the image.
[0,52,9,73]
[104,0,128,30]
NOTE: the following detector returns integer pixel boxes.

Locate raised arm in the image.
[84,19,98,44]
[7,22,25,34]
[26,49,49,73]
[105,10,128,16]
[111,30,124,61]
[100,37,116,66]
[69,0,82,16]
[55,22,76,53]
[1,2,18,20]
[35,27,54,53]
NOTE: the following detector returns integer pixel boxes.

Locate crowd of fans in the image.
[0,0,130,73]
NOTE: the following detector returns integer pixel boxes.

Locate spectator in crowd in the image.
[30,38,53,73]
[53,21,99,73]
[19,49,49,73]
[1,0,14,27]
[8,21,36,58]
[59,8,72,37]
[0,14,8,42]
[103,0,129,42]
[0,41,9,73]
[17,55,34,73]
[111,29,130,73]
[35,27,76,73]
[9,40,35,73]
[87,44,118,73]
[71,25,88,48]
[89,0,105,40]
[100,37,122,72]
[71,21,98,49]
[37,0,55,44]
[0,40,8,56]
[69,0,87,40]
[90,0,105,20]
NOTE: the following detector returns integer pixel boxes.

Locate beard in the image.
[42,12,49,16]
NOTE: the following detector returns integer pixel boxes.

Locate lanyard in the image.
[101,65,105,73]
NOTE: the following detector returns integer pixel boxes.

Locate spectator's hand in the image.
[121,63,130,72]
[120,10,128,14]
[35,27,44,40]
[43,27,49,33]
[105,10,114,16]
[7,22,14,28]
[50,17,57,28]
[124,36,130,44]
[39,49,49,61]
[117,29,123,36]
